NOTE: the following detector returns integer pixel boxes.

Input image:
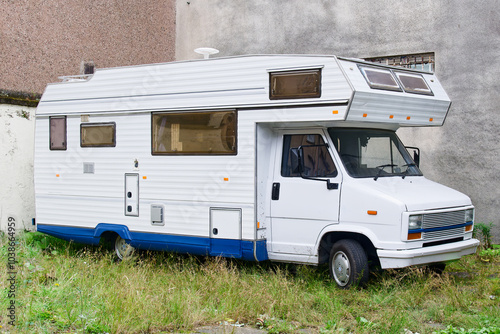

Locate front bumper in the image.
[377,238,480,269]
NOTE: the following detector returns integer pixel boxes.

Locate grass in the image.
[1,231,499,334]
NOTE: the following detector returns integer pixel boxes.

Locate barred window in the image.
[364,52,435,72]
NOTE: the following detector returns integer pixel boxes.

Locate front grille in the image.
[422,210,466,241]
[423,210,465,229]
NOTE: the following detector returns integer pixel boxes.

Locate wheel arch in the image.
[93,223,132,242]
[318,231,379,268]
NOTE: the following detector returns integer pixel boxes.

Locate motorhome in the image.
[34,55,479,288]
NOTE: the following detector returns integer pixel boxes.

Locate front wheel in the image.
[114,235,135,260]
[329,239,369,289]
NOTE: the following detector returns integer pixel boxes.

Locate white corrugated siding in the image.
[37,55,352,115]
[34,54,452,243]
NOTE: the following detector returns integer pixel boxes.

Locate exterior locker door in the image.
[125,173,139,216]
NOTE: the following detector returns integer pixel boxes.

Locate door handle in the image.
[272,182,280,200]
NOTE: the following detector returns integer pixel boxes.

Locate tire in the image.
[329,239,369,289]
[114,235,135,260]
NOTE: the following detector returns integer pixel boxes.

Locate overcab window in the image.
[80,123,116,147]
[152,110,236,155]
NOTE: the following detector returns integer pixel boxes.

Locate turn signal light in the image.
[408,232,422,240]
[465,224,473,232]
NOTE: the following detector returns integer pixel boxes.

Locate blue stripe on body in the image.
[408,221,473,234]
[37,223,268,261]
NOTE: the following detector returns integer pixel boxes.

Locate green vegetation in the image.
[1,231,499,334]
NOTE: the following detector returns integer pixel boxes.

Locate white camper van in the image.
[34,55,479,288]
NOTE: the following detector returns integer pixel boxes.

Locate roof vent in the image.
[194,47,219,59]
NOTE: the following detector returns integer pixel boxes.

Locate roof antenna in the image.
[194,47,219,59]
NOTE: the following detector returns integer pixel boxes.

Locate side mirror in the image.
[290,148,303,174]
[406,146,420,167]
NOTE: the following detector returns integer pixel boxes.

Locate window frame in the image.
[269,68,322,100]
[281,133,338,178]
[151,110,237,156]
[394,71,434,96]
[80,122,116,148]
[49,116,67,151]
[358,65,403,92]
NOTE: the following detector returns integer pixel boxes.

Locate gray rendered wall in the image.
[176,0,500,241]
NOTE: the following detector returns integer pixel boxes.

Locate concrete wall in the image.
[1,0,176,94]
[176,0,500,240]
[0,104,36,232]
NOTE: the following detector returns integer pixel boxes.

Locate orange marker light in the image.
[332,110,339,114]
[257,221,260,229]
[429,118,434,122]
[406,116,411,120]
[389,115,394,119]
[363,113,368,118]
[56,174,60,177]
[143,176,147,180]
[367,210,377,215]
[224,177,229,181]
[408,232,422,240]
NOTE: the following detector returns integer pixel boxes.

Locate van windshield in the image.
[328,128,422,178]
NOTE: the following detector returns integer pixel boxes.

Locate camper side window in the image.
[80,123,116,147]
[152,110,236,155]
[281,134,337,177]
[269,69,321,100]
[50,116,67,150]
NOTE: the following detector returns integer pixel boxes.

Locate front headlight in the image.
[408,214,423,230]
[465,209,474,223]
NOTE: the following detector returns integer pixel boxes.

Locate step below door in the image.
[209,208,242,258]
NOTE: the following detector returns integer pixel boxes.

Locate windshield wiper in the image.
[374,164,396,181]
[400,163,417,179]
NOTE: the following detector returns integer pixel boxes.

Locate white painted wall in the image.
[0,104,36,232]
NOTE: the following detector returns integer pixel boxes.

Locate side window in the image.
[80,123,116,147]
[50,116,67,150]
[269,69,321,100]
[152,110,236,155]
[281,134,337,177]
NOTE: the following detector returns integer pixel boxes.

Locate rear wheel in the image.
[329,239,369,289]
[114,235,135,260]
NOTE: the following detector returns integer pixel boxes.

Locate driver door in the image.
[269,130,342,256]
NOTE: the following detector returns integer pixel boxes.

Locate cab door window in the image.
[281,134,337,177]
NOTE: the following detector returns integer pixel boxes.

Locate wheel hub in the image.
[333,251,350,286]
